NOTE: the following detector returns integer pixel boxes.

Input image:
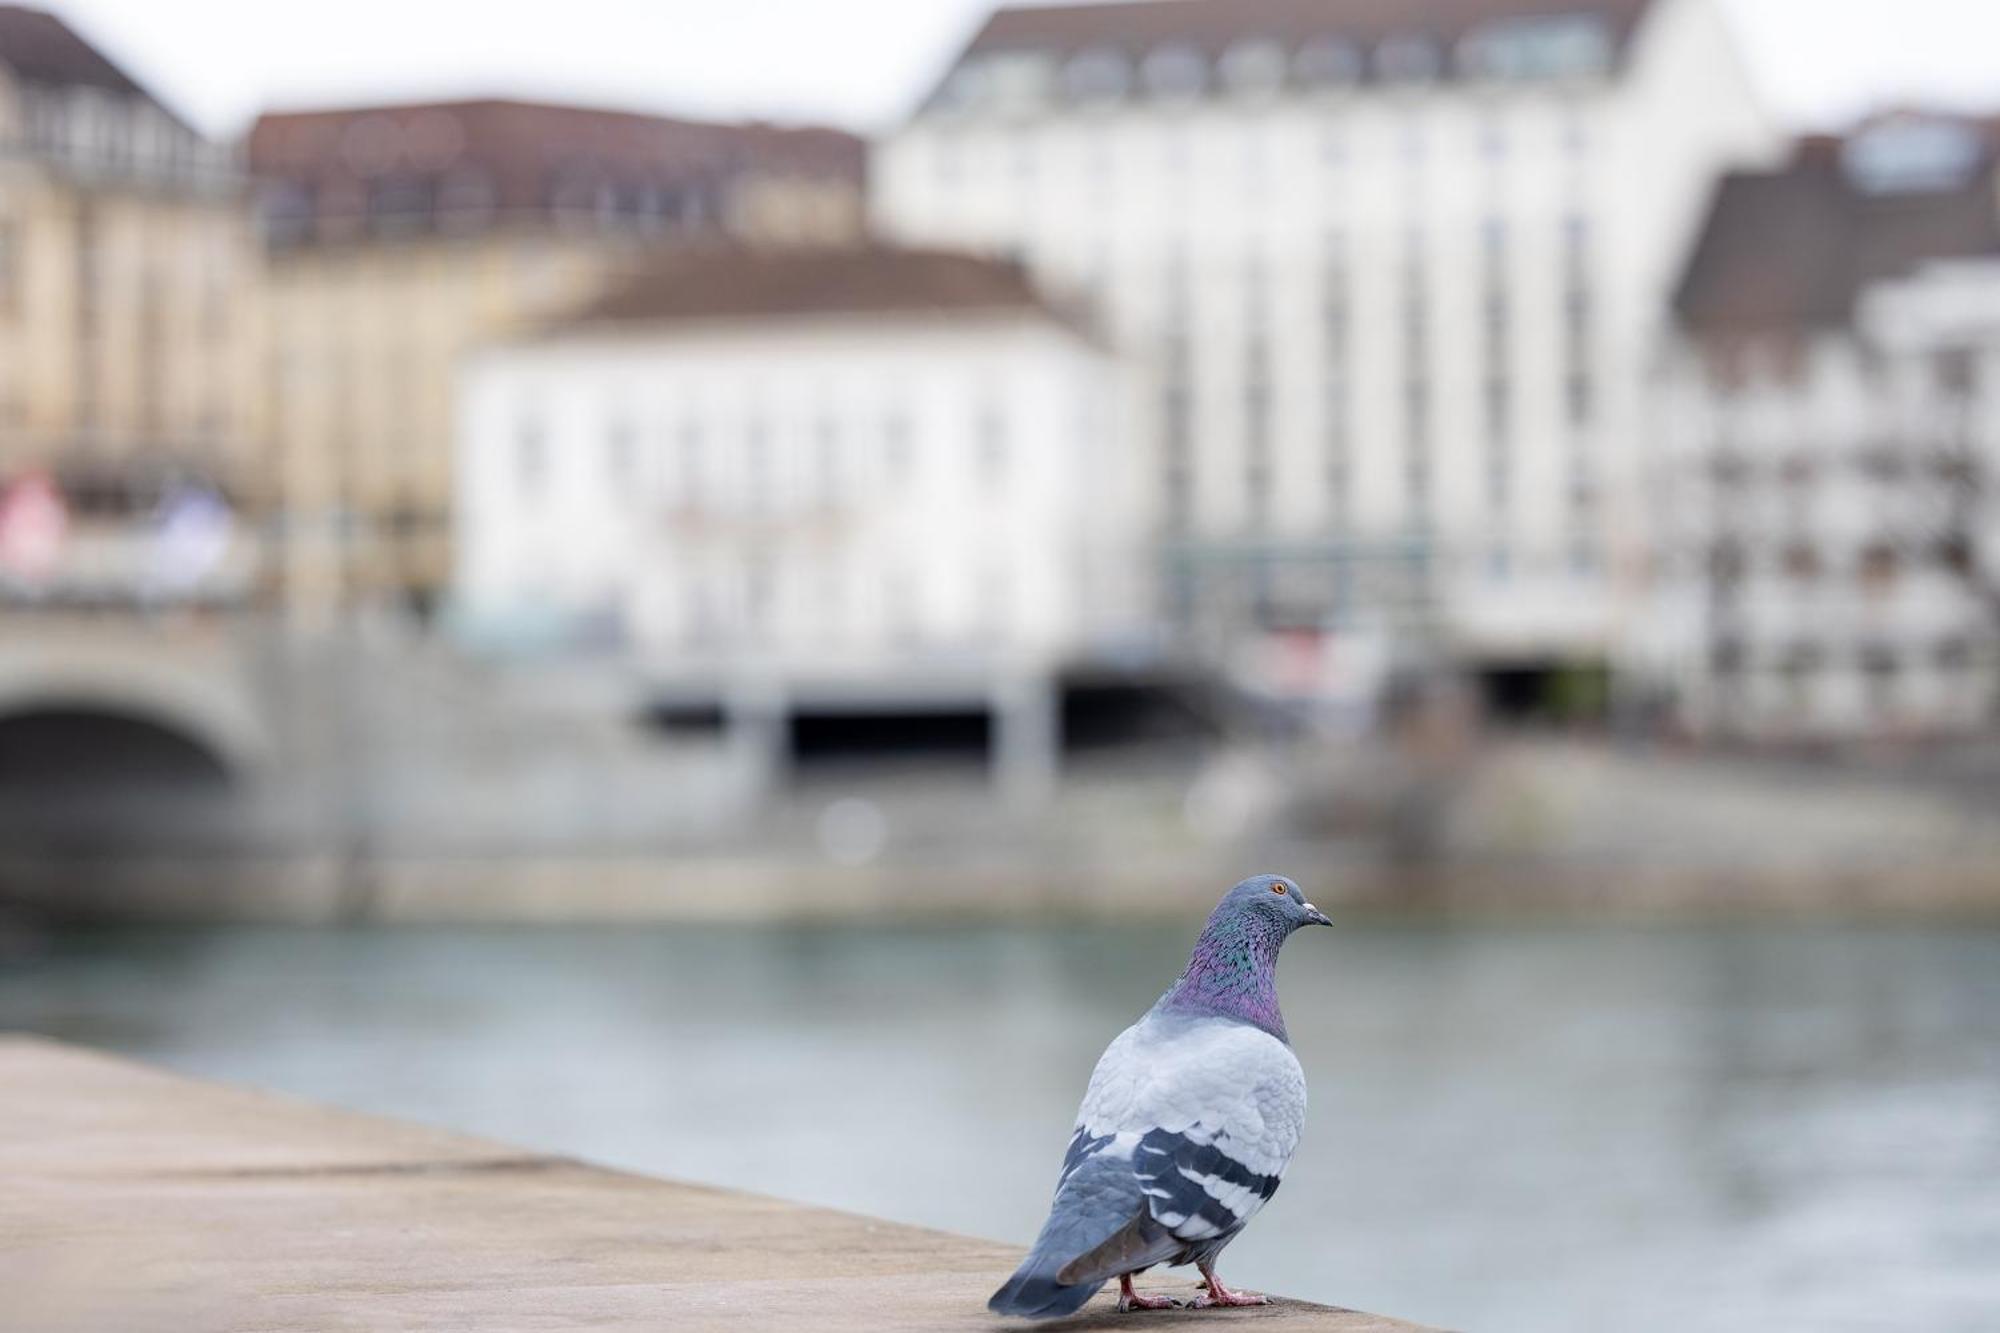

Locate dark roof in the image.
[248,98,862,194]
[960,0,1655,63]
[0,5,180,112]
[1675,121,2000,337]
[556,245,1068,330]
[247,98,864,244]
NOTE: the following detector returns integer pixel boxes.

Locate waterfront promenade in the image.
[0,1037,1430,1331]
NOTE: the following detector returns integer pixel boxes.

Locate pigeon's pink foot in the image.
[1190,1269,1271,1309]
[1117,1274,1181,1312]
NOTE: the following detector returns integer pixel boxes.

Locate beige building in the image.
[0,7,264,539]
[247,99,867,622]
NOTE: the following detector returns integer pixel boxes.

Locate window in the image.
[1710,637,1747,676]
[1459,16,1614,81]
[1246,381,1273,521]
[1859,543,1899,592]
[1377,35,1443,84]
[1295,39,1364,89]
[1064,49,1132,102]
[935,60,990,114]
[0,219,17,315]
[1569,465,1597,514]
[1142,45,1209,99]
[1324,234,1351,518]
[76,205,101,339]
[1934,346,1978,398]
[1861,644,1900,713]
[369,177,435,233]
[1484,378,1511,442]
[1842,116,1984,195]
[1221,40,1288,97]
[1163,384,1193,531]
[1563,214,1591,265]
[676,421,705,504]
[438,171,497,231]
[1566,373,1595,428]
[985,52,1057,112]
[744,419,773,510]
[1565,289,1592,349]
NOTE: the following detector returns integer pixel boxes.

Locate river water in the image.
[4,921,1997,1332]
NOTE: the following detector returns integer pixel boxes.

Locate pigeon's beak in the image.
[1302,903,1332,928]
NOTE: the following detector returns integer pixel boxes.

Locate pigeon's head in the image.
[1220,874,1332,933]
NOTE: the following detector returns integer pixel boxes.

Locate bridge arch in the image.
[0,643,272,787]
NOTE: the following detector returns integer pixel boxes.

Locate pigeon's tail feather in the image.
[992,1149,1175,1320]
[986,1253,1102,1321]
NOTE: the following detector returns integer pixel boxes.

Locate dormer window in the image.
[934,59,991,114]
[1063,48,1132,103]
[437,170,497,232]
[1460,16,1614,82]
[1294,38,1364,90]
[1376,35,1443,85]
[1221,40,1288,98]
[1142,44,1209,100]
[1842,116,1984,195]
[984,52,1056,113]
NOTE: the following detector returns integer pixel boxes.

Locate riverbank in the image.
[4,737,1999,924]
[0,1036,1429,1331]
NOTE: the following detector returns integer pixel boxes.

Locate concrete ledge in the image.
[0,1037,1432,1331]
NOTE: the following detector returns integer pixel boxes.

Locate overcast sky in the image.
[38,0,2000,139]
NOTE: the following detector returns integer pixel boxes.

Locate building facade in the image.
[1640,117,2000,739]
[248,99,866,623]
[872,0,1774,692]
[455,246,1136,788]
[0,7,264,570]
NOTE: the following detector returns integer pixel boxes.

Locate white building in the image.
[455,245,1137,790]
[1640,116,2000,739]
[873,0,1775,701]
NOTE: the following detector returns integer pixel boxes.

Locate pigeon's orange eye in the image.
[1270,883,1288,894]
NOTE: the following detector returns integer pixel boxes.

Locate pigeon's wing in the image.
[1076,1015,1308,1253]
[990,1027,1176,1317]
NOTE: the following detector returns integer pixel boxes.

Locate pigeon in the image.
[989,874,1331,1320]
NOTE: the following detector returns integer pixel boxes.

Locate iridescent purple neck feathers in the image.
[1155,901,1292,1042]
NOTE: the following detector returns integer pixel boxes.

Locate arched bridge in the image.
[0,614,274,787]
